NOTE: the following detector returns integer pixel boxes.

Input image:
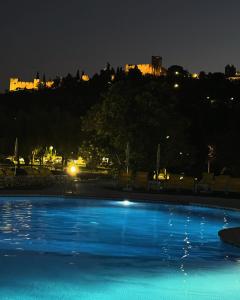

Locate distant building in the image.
[225,64,240,81]
[225,64,237,78]
[9,77,54,92]
[227,73,240,81]
[9,73,90,91]
[81,74,90,81]
[125,56,167,76]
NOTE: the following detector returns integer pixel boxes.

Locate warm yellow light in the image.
[192,73,199,79]
[82,74,90,81]
[154,169,169,180]
[9,77,54,92]
[19,158,25,164]
[125,63,164,76]
[67,165,79,176]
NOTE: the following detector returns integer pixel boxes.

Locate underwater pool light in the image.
[123,199,131,206]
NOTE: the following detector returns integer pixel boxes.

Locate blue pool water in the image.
[0,197,240,300]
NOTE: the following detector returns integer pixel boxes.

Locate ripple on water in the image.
[0,196,239,300]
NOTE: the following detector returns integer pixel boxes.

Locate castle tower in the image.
[151,56,162,76]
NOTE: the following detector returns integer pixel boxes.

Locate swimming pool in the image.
[0,196,239,300]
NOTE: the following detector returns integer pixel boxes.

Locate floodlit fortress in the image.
[8,56,169,92]
[9,57,240,92]
[9,73,90,92]
[9,77,54,92]
[125,56,167,76]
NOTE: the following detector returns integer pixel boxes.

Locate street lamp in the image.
[49,146,53,156]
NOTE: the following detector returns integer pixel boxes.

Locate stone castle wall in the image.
[9,78,54,91]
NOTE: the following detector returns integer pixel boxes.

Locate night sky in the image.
[1,0,240,91]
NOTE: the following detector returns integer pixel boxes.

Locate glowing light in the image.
[166,135,170,139]
[122,199,131,206]
[192,73,199,79]
[125,59,165,77]
[71,166,76,173]
[67,165,79,176]
[9,77,54,92]
[82,74,90,81]
[19,158,25,164]
[174,83,179,88]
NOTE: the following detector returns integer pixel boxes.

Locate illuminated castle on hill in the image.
[9,73,90,92]
[125,56,167,76]
[9,75,54,92]
[9,56,165,92]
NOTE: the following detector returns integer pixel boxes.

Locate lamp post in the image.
[49,146,53,156]
[207,145,214,174]
[155,136,170,181]
[14,137,18,176]
[126,142,130,175]
[156,144,160,182]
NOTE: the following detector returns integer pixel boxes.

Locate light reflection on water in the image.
[0,197,240,299]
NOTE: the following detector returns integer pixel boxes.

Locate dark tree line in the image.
[1,65,240,176]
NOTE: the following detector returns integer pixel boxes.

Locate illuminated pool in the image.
[0,196,240,300]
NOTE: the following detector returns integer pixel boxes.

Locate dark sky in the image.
[1,0,240,91]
